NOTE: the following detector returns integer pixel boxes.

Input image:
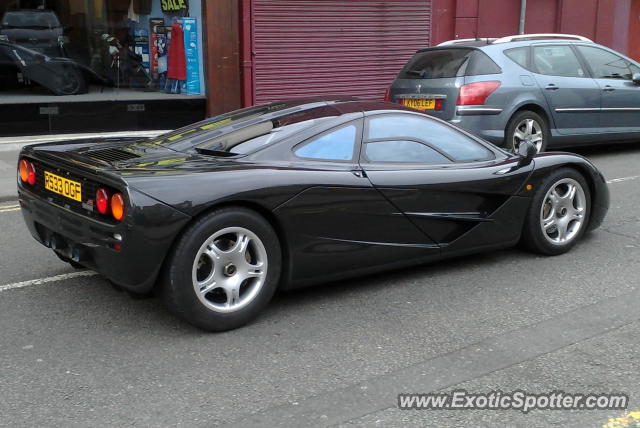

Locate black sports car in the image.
[17,98,609,331]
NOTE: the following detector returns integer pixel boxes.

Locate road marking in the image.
[0,204,20,213]
[603,411,640,428]
[0,271,98,292]
[607,175,640,184]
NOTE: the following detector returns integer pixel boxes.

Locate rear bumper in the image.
[449,108,509,146]
[18,186,191,292]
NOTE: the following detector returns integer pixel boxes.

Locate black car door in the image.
[360,112,534,256]
[273,118,440,285]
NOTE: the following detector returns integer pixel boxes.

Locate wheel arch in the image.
[509,103,553,130]
[558,164,604,231]
[156,199,290,291]
[527,157,608,232]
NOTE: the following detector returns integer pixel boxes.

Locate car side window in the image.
[294,124,357,161]
[366,115,493,162]
[576,46,637,80]
[532,45,586,78]
[504,47,529,69]
[364,140,451,163]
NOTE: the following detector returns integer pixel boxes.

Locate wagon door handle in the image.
[351,169,367,178]
[545,84,559,90]
[603,85,615,92]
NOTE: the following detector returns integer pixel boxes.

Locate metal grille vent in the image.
[88,148,140,164]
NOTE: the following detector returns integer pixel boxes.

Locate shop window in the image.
[0,0,204,101]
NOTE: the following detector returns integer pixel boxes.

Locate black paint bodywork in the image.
[17,99,609,293]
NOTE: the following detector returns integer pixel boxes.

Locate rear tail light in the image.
[383,87,391,102]
[96,188,110,215]
[434,99,444,111]
[110,193,125,221]
[456,81,501,105]
[18,159,36,186]
[95,188,126,221]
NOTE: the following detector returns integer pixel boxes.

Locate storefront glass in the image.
[0,0,205,103]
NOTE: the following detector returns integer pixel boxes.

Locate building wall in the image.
[431,0,637,60]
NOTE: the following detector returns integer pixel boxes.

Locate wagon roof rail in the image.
[492,33,593,43]
[436,38,497,47]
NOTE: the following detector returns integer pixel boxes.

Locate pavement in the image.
[0,141,639,427]
[0,130,168,202]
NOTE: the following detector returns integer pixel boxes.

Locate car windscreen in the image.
[150,104,342,155]
[398,48,473,79]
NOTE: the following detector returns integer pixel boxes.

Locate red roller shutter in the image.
[249,0,431,105]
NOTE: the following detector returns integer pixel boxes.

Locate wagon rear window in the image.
[398,48,473,79]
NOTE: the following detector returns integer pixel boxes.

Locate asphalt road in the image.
[1,143,639,427]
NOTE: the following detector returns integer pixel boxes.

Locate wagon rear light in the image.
[434,99,444,111]
[456,81,501,105]
[18,159,36,186]
[110,192,125,221]
[96,188,109,215]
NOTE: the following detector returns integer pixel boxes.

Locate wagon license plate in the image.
[401,98,436,110]
[44,171,82,202]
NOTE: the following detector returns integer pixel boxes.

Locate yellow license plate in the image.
[44,171,82,202]
[401,98,436,110]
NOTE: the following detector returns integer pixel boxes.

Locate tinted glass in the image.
[533,46,585,77]
[365,140,450,163]
[398,48,472,79]
[295,125,357,161]
[577,46,637,80]
[367,115,493,162]
[505,47,529,69]
[465,51,502,75]
[146,103,341,153]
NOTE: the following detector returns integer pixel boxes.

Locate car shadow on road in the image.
[556,140,640,157]
[268,246,527,313]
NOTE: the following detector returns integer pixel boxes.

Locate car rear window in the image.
[143,102,342,154]
[398,48,500,79]
[398,49,472,79]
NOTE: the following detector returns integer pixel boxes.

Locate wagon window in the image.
[576,46,637,80]
[294,125,357,161]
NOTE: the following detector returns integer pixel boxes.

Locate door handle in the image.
[351,170,367,178]
[603,85,615,92]
[545,84,559,90]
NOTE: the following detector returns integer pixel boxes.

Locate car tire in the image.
[520,168,591,256]
[161,207,281,331]
[505,111,549,153]
[50,62,87,95]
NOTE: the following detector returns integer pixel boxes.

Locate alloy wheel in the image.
[191,227,268,313]
[539,178,587,245]
[512,118,544,153]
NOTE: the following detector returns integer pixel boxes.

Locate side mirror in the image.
[632,72,640,85]
[517,141,537,168]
